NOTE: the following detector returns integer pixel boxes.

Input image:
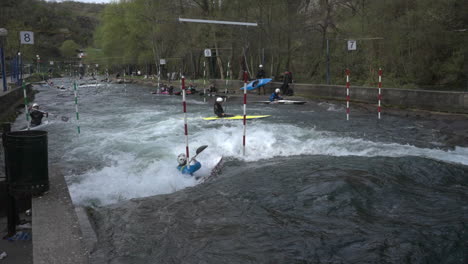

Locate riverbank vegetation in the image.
[90,0,467,90]
[1,0,466,90]
[0,0,104,71]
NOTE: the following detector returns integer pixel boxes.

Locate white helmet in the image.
[275,88,280,93]
[32,103,39,108]
[177,153,187,165]
[259,64,263,68]
[216,97,223,103]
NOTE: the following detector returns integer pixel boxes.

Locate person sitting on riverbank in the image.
[208,84,217,96]
[269,88,283,102]
[214,97,233,117]
[29,103,48,127]
[177,153,201,175]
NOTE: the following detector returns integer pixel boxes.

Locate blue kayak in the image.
[240,78,272,91]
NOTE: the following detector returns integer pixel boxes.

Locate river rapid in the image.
[4,77,468,263]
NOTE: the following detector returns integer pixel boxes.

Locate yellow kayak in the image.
[203,115,271,121]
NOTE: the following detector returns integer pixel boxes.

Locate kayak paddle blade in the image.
[196,145,208,155]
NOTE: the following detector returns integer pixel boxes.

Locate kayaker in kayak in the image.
[29,103,48,127]
[214,97,233,117]
[177,153,201,175]
[269,88,283,102]
[187,83,198,94]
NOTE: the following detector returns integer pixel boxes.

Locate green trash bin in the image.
[5,130,49,196]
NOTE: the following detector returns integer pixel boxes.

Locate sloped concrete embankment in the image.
[0,84,34,123]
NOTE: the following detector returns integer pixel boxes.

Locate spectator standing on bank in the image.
[256,64,266,95]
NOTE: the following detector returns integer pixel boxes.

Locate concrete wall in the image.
[0,84,33,122]
[212,80,468,114]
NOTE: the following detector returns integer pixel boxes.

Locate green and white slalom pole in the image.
[73,81,81,134]
[157,64,161,95]
[225,61,230,94]
[22,83,30,130]
[124,71,127,95]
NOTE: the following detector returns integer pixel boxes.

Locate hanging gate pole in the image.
[378,68,383,119]
[242,71,248,156]
[73,81,81,134]
[22,83,30,130]
[346,69,350,121]
[181,77,190,168]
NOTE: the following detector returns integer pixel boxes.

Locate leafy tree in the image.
[88,0,466,89]
[59,40,80,58]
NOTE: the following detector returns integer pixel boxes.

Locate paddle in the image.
[189,145,208,163]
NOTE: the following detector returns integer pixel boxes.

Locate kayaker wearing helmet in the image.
[29,103,48,127]
[213,97,233,117]
[176,153,201,175]
[269,88,283,102]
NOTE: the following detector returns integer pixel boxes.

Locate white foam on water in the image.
[318,102,343,112]
[79,84,106,88]
[61,93,467,206]
[185,123,468,166]
[67,115,468,206]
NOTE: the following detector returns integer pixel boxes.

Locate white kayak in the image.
[21,120,49,131]
[256,100,307,105]
[197,157,224,182]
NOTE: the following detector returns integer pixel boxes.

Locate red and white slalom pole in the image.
[346,69,350,121]
[242,71,248,156]
[181,76,190,167]
[378,68,382,119]
[203,61,206,102]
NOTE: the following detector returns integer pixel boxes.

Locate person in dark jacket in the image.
[256,64,267,95]
[208,84,217,96]
[280,70,293,95]
[269,88,283,102]
[29,103,48,127]
[214,97,232,117]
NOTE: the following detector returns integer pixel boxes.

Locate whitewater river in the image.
[6,78,468,263]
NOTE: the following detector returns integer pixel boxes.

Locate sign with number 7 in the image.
[347,40,356,51]
[20,31,34,45]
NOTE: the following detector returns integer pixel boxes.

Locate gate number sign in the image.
[347,40,356,51]
[20,31,34,45]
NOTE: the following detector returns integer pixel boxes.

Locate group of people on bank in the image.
[255,64,294,96]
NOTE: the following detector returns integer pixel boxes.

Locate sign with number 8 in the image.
[20,31,34,45]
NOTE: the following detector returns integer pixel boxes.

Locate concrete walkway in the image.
[32,166,90,264]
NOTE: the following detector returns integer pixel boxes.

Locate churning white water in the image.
[13,78,468,206]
